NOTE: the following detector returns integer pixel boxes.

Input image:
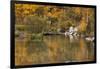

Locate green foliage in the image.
[24,15,47,33]
[31,33,43,41]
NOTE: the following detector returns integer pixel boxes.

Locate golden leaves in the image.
[74,7,81,15]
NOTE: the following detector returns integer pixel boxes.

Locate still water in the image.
[15,35,95,65]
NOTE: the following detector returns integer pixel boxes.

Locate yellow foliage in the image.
[78,17,87,32]
[74,7,81,15]
[15,4,41,16]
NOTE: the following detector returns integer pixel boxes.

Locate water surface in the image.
[15,35,95,65]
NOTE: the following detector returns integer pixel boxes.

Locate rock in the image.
[85,37,94,41]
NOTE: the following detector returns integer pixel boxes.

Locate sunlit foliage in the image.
[15,4,95,36]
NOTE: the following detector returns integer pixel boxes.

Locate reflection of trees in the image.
[75,38,88,61]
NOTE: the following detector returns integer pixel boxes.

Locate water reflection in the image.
[15,35,95,65]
